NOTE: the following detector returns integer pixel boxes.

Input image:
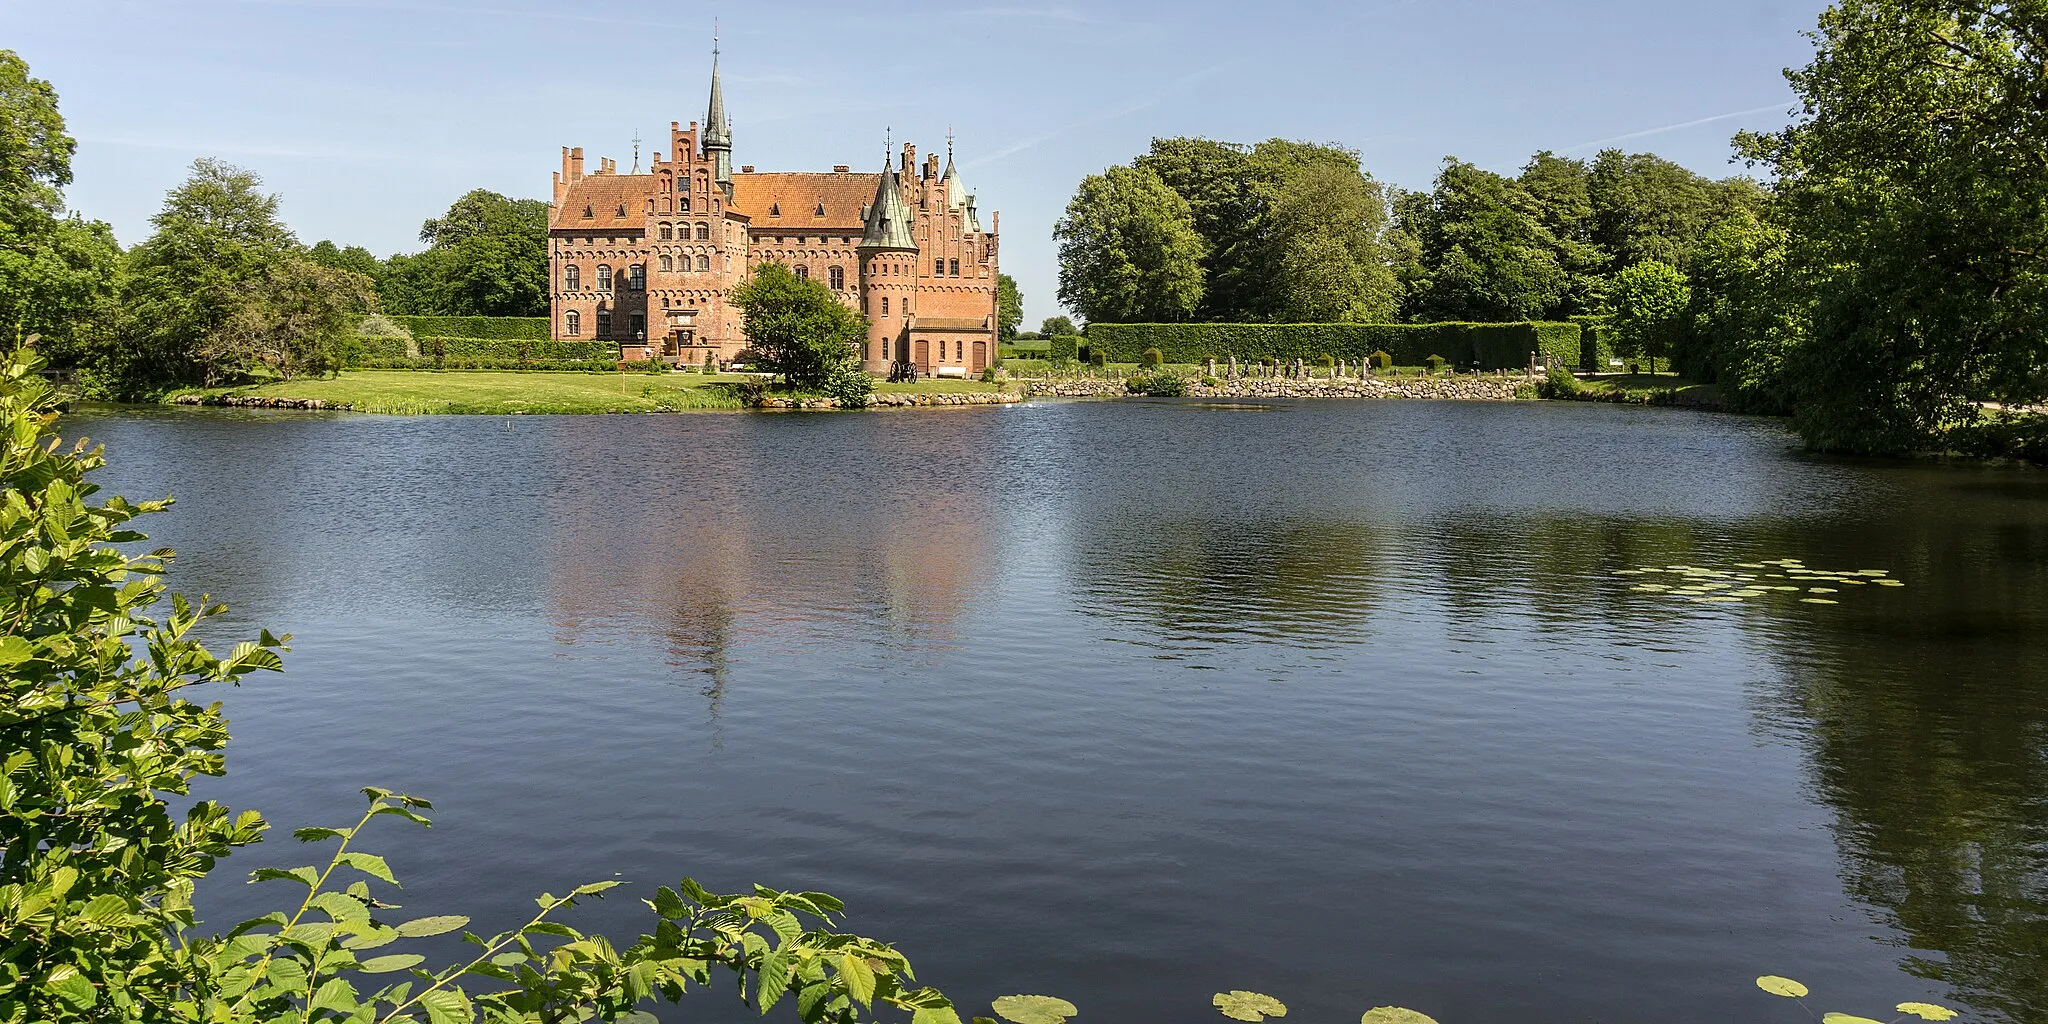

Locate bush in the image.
[334,335,409,365]
[703,351,718,374]
[1089,351,1106,368]
[1425,354,1447,374]
[1371,350,1393,371]
[1140,347,1164,367]
[356,313,411,339]
[1316,353,1335,369]
[979,366,999,383]
[413,337,614,362]
[1541,364,1585,398]
[1048,335,1081,361]
[823,364,876,408]
[1126,369,1187,396]
[381,315,550,340]
[1087,321,1583,371]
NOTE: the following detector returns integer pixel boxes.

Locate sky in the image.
[7,0,1829,324]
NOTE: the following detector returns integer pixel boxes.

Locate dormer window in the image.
[615,203,627,217]
[581,205,593,219]
[770,203,781,218]
[815,202,826,217]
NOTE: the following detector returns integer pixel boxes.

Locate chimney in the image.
[833,165,850,173]
[902,143,916,178]
[570,146,585,180]
[925,153,939,180]
[741,164,755,173]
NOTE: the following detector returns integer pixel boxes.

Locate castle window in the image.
[629,264,646,290]
[795,265,809,281]
[697,254,710,272]
[596,264,613,290]
[680,196,691,211]
[660,255,673,272]
[696,223,710,240]
[616,203,627,217]
[581,205,593,219]
[661,224,673,240]
[597,310,612,337]
[565,265,580,291]
[770,203,781,218]
[935,259,944,276]
[829,266,844,290]
[882,296,889,316]
[815,202,826,217]
[565,310,580,336]
[950,259,960,276]
[631,313,645,339]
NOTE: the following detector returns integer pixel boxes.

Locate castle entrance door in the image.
[972,341,987,372]
[914,340,930,374]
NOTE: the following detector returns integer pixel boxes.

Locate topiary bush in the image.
[1426,354,1447,375]
[1371,350,1393,371]
[1141,347,1164,367]
[1316,354,1336,369]
[1126,369,1187,397]
[1541,364,1584,398]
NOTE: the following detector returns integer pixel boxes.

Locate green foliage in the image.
[1425,354,1447,374]
[997,274,1024,341]
[1541,364,1584,398]
[1125,370,1187,397]
[1054,165,1207,324]
[384,316,550,341]
[1675,210,1799,411]
[1039,316,1078,338]
[379,190,550,318]
[1735,0,2048,454]
[1087,321,1579,371]
[991,995,1076,1024]
[1396,160,1574,322]
[1371,350,1393,371]
[703,350,717,374]
[1140,347,1163,367]
[732,263,867,389]
[822,365,876,408]
[1607,260,1691,374]
[209,258,374,381]
[306,240,384,282]
[1048,336,1081,362]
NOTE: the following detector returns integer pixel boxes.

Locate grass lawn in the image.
[873,378,1006,395]
[1570,373,1724,405]
[175,370,1010,415]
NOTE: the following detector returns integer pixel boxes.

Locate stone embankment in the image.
[752,391,1024,410]
[172,394,353,411]
[1018,375,1536,401]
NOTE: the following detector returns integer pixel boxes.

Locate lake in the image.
[64,398,2048,1024]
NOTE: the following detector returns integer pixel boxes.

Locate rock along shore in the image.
[1020,374,1537,401]
[172,394,353,411]
[752,391,1025,410]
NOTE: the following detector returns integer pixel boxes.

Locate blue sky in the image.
[7,0,1827,323]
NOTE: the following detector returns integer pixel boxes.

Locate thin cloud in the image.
[222,0,701,32]
[1558,101,1795,154]
[949,6,1107,24]
[80,134,405,163]
[964,59,1249,170]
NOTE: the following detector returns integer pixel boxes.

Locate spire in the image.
[703,30,733,195]
[859,159,916,251]
[942,130,968,212]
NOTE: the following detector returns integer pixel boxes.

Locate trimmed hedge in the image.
[336,335,616,370]
[1048,335,1082,361]
[414,337,614,362]
[335,336,409,365]
[1570,315,1618,371]
[344,358,621,372]
[1088,322,1582,371]
[383,315,552,341]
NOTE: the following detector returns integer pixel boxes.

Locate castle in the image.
[548,51,1001,376]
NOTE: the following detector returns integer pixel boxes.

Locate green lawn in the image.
[173,370,1010,415]
[1568,373,1724,406]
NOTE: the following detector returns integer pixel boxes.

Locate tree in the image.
[1677,209,1803,411]
[1054,165,1207,324]
[1518,151,1608,316]
[997,273,1023,340]
[211,258,374,380]
[1588,150,1765,274]
[1266,160,1398,322]
[1740,0,2048,453]
[380,190,549,317]
[1040,315,1078,337]
[0,50,122,368]
[121,158,302,387]
[1401,160,1571,322]
[1608,260,1691,374]
[307,239,385,284]
[731,262,867,388]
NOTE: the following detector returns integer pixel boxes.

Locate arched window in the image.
[596,265,613,291]
[680,196,691,212]
[565,265,580,291]
[565,310,581,336]
[629,264,646,290]
[696,223,710,240]
[696,254,710,272]
[661,224,674,240]
[795,265,809,281]
[829,266,845,290]
[660,255,673,272]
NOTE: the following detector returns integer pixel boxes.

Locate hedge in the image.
[1570,315,1618,371]
[414,337,614,362]
[343,358,621,372]
[334,336,409,365]
[381,315,552,341]
[1048,335,1082,361]
[1087,322,1583,371]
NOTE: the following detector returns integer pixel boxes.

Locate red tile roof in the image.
[552,174,655,231]
[731,172,881,231]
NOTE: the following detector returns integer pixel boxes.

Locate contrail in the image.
[1558,101,1797,153]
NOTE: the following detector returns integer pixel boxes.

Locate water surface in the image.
[66,399,2048,1024]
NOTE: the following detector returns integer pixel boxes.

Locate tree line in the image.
[1,49,555,396]
[1056,0,2048,455]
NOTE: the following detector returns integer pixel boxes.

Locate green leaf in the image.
[79,893,131,922]
[337,852,396,884]
[992,995,1076,1024]
[1359,1010,1439,1024]
[418,988,471,1024]
[1214,992,1287,1022]
[1756,976,1810,998]
[358,954,427,974]
[252,866,321,888]
[44,966,96,1009]
[294,826,350,842]
[913,1007,964,1024]
[309,977,360,1015]
[651,886,687,919]
[839,954,876,1008]
[0,635,36,666]
[395,915,469,938]
[1896,1004,1959,1022]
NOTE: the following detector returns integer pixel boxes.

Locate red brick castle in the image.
[548,48,1002,376]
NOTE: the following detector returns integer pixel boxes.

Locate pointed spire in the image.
[703,29,733,195]
[942,129,967,211]
[859,157,916,252]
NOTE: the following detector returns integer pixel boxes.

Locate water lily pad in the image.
[1736,563,1767,569]
[1808,588,1839,594]
[1877,579,1905,587]
[1801,598,1840,605]
[1756,976,1810,998]
[1821,1015,1884,1024]
[1633,584,1671,592]
[1213,992,1287,1022]
[1694,596,1743,603]
[1895,1003,1958,1021]
[1359,1009,1440,1024]
[1728,590,1767,598]
[993,995,1077,1024]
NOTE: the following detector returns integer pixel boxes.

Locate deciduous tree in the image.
[1054,165,1207,324]
[731,262,867,388]
[1608,260,1691,374]
[997,273,1023,340]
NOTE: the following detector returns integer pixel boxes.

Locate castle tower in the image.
[858,160,919,374]
[703,41,733,198]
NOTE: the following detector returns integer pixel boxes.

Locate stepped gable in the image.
[552,173,656,232]
[730,172,882,231]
